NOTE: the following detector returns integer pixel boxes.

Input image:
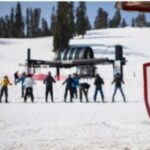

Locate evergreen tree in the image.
[108,19,113,28]
[94,8,108,29]
[30,8,41,37]
[0,17,5,37]
[75,2,88,37]
[69,2,75,38]
[85,16,91,30]
[109,10,121,28]
[41,18,50,36]
[5,15,10,37]
[121,18,127,27]
[135,13,147,27]
[9,7,15,37]
[131,18,135,27]
[53,2,71,51]
[14,2,24,38]
[50,6,56,35]
[26,8,31,37]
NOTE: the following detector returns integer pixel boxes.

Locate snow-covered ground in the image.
[0,27,150,150]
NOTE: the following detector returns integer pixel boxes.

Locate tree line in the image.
[0,2,149,50]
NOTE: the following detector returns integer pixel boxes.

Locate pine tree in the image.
[41,18,50,36]
[0,17,4,37]
[131,18,135,27]
[26,8,31,37]
[75,2,89,37]
[135,13,147,27]
[68,2,75,38]
[94,8,108,29]
[50,6,56,35]
[14,2,24,38]
[5,15,10,37]
[30,8,41,37]
[85,16,91,30]
[53,2,72,51]
[109,10,121,28]
[9,7,15,37]
[121,18,127,27]
[0,17,5,37]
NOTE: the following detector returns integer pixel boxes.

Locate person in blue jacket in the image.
[62,74,75,102]
[15,72,26,98]
[72,73,80,99]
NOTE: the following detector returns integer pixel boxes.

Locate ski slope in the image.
[0,27,150,150]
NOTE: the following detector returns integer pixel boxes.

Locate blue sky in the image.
[0,1,147,27]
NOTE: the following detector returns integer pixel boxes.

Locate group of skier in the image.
[0,71,126,103]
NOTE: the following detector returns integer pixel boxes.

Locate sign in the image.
[143,63,150,118]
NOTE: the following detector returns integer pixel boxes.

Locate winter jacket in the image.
[94,76,104,88]
[43,75,56,88]
[23,77,35,88]
[16,75,26,85]
[112,74,124,87]
[72,77,79,88]
[0,77,12,87]
[63,77,75,89]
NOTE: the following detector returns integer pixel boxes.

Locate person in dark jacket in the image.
[112,73,126,102]
[15,72,26,97]
[62,74,74,102]
[79,82,90,102]
[94,74,105,102]
[72,73,80,98]
[43,72,56,103]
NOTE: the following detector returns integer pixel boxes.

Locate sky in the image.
[0,1,147,27]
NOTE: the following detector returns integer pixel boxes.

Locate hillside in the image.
[0,27,150,150]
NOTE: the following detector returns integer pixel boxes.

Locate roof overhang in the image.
[115,2,150,12]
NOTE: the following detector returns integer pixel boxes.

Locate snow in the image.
[0,27,150,150]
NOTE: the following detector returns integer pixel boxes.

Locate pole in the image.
[115,45,123,79]
[56,67,60,80]
[27,48,31,74]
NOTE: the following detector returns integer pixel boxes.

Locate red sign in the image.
[143,63,150,118]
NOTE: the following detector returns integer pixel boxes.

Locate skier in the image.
[62,74,74,102]
[43,72,56,103]
[79,82,90,102]
[14,71,19,84]
[72,73,80,98]
[94,74,105,102]
[0,75,13,103]
[15,72,26,97]
[23,74,35,103]
[111,73,126,102]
